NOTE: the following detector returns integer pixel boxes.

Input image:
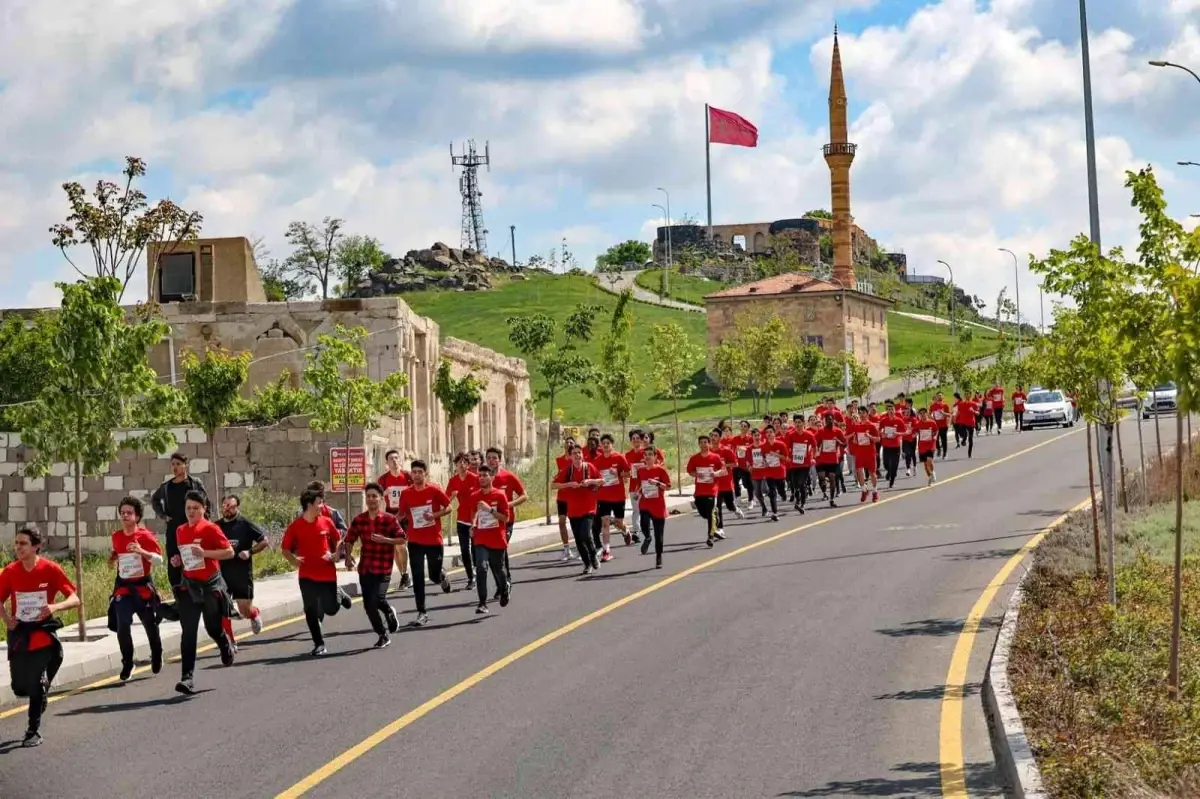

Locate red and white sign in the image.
[330,446,367,492]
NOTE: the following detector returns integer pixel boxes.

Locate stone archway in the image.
[248,320,305,391]
[753,231,767,253]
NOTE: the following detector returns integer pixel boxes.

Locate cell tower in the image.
[451,140,490,255]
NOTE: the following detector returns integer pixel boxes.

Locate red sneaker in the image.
[872,491,879,503]
[601,550,613,563]
[860,490,868,503]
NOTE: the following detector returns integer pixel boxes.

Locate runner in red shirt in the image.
[989,383,1006,434]
[785,414,816,514]
[953,391,979,457]
[555,437,577,562]
[1,525,80,747]
[900,400,919,477]
[636,447,672,568]
[377,449,412,590]
[625,429,647,551]
[732,420,755,508]
[396,460,454,626]
[109,496,165,682]
[590,434,631,562]
[867,402,884,478]
[913,407,941,485]
[814,415,847,507]
[466,466,513,612]
[282,488,349,658]
[552,443,603,574]
[980,389,995,434]
[447,452,483,589]
[753,426,789,521]
[878,400,907,488]
[173,490,237,693]
[929,392,951,459]
[712,428,742,535]
[849,407,881,503]
[486,447,528,597]
[687,434,728,547]
[1011,384,1028,432]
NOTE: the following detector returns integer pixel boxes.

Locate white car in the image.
[1142,382,1178,418]
[1021,389,1076,430]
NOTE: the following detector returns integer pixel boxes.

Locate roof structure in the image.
[704,271,890,303]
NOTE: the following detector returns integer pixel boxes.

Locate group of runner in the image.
[1,384,1026,747]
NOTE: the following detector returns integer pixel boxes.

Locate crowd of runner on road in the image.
[2,383,1057,748]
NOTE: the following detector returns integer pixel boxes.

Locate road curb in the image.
[983,573,1047,798]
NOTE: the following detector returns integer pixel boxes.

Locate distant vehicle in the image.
[1021,389,1077,431]
[1116,380,1142,410]
[1142,382,1178,418]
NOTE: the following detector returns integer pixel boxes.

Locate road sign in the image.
[330,446,367,492]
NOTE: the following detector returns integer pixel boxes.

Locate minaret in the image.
[823,25,856,289]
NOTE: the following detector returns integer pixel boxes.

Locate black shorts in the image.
[597,500,626,520]
[919,450,935,462]
[557,499,569,517]
[220,566,254,601]
[817,463,840,475]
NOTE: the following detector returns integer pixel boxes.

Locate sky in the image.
[1,0,1198,325]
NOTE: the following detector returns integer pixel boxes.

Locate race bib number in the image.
[765,453,781,468]
[412,504,435,528]
[388,486,405,507]
[919,429,934,442]
[1015,400,1024,409]
[629,463,639,478]
[602,468,619,487]
[883,426,897,439]
[736,446,747,459]
[180,544,205,571]
[118,553,144,580]
[696,467,714,484]
[475,507,498,529]
[15,591,46,623]
[641,482,659,499]
[751,451,766,469]
[792,443,807,462]
[856,432,870,446]
[933,410,944,420]
[820,439,837,453]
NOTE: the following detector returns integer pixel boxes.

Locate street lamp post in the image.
[999,247,1022,357]
[1150,60,1200,85]
[657,187,672,295]
[1178,161,1200,167]
[652,204,670,297]
[936,259,955,336]
[1039,283,1045,335]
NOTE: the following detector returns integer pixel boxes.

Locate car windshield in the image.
[1028,391,1063,404]
[1153,383,1176,392]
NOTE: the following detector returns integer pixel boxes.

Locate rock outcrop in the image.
[351,241,523,297]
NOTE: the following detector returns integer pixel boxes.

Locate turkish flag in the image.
[708,106,758,147]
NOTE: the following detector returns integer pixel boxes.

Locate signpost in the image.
[330,446,367,492]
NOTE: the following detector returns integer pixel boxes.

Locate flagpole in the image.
[705,103,713,241]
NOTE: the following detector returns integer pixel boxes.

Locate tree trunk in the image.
[727,398,734,426]
[1102,421,1117,606]
[210,430,221,502]
[1136,408,1147,505]
[1115,415,1128,514]
[1188,414,1193,456]
[544,388,556,525]
[1155,408,1164,469]
[674,396,683,497]
[74,460,86,641]
[1086,422,1102,578]
[1169,409,1184,700]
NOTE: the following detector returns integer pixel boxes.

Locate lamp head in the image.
[1149,60,1169,67]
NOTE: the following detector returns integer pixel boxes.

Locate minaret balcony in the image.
[823,142,857,156]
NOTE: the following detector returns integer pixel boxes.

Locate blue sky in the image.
[1,0,1197,316]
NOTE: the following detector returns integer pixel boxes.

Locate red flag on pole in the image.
[708,106,758,147]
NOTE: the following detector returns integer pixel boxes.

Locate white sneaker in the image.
[905,468,912,478]
[930,471,937,484]
[735,507,745,519]
[714,528,727,540]
[562,548,573,562]
[250,613,262,635]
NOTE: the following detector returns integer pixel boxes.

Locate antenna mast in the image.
[450,140,490,254]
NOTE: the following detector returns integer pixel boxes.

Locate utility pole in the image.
[999,248,1021,357]
[510,225,517,267]
[937,259,955,336]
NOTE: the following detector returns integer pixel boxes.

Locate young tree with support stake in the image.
[507,306,599,524]
[712,341,751,422]
[303,325,411,521]
[432,359,487,454]
[18,277,177,641]
[181,347,251,495]
[596,290,640,439]
[736,312,790,413]
[645,322,703,496]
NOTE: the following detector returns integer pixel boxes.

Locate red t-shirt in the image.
[1012,391,1027,412]
[879,414,906,448]
[989,388,1005,409]
[714,445,738,491]
[979,395,993,415]
[110,527,162,598]
[377,470,412,513]
[446,471,480,504]
[900,409,917,440]
[555,462,600,518]
[591,451,630,503]
[396,483,452,546]
[732,434,753,469]
[914,419,940,452]
[847,420,879,457]
[492,468,527,507]
[760,440,789,479]
[955,400,979,426]
[636,465,671,519]
[467,488,512,549]
[785,428,817,468]
[281,516,341,582]
[554,454,572,500]
[930,401,951,428]
[0,558,76,651]
[687,451,725,497]
[176,519,230,582]
[814,428,846,465]
[623,448,645,492]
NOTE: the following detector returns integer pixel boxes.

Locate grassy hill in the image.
[400,272,999,423]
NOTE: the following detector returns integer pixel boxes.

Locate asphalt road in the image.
[0,418,1174,798]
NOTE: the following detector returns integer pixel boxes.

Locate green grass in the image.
[634,267,732,306]
[885,312,1002,373]
[400,272,999,422]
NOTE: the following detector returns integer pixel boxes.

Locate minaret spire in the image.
[823,24,857,289]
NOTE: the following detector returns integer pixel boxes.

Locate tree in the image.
[762,234,804,277]
[927,344,968,392]
[645,322,703,493]
[712,341,751,420]
[508,305,600,523]
[284,217,344,299]
[736,312,791,412]
[181,346,251,494]
[17,277,175,640]
[818,233,834,262]
[0,314,58,431]
[841,353,871,399]
[432,359,487,454]
[805,209,833,219]
[303,324,411,520]
[787,343,826,399]
[335,235,388,297]
[595,240,652,272]
[596,290,640,437]
[251,236,306,302]
[50,157,203,303]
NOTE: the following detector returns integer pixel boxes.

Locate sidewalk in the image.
[0,492,699,710]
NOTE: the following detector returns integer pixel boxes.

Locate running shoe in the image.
[175,676,196,695]
[561,548,572,562]
[385,607,399,634]
[120,662,133,682]
[21,730,42,748]
[623,531,632,546]
[339,591,352,610]
[735,507,745,520]
[414,613,429,627]
[476,604,489,614]
[714,529,727,540]
[151,649,163,675]
[640,537,651,555]
[399,573,411,590]
[311,645,327,657]
[582,565,593,576]
[860,490,868,503]
[601,550,613,563]
[499,591,510,608]
[631,532,641,544]
[655,556,663,569]
[220,644,235,667]
[769,514,778,522]
[440,572,452,594]
[706,535,715,548]
[251,612,263,635]
[872,491,879,503]
[374,635,391,649]
[466,578,477,590]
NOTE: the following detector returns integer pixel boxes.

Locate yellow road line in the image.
[937,496,1092,798]
[277,428,1081,797]
[0,542,562,722]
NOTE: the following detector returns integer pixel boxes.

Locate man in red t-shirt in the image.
[953,392,979,458]
[109,495,165,682]
[754,426,790,522]
[849,407,881,503]
[591,434,632,562]
[785,413,816,514]
[395,460,454,626]
[731,419,755,508]
[814,414,847,507]
[1,525,80,747]
[624,429,646,548]
[712,427,742,535]
[467,466,514,612]
[930,392,951,459]
[447,452,483,588]
[377,449,413,590]
[989,384,1006,434]
[173,490,237,694]
[878,400,907,488]
[553,443,603,574]
[282,488,351,658]
[1011,384,1028,432]
[913,407,941,485]
[687,435,728,546]
[486,447,527,595]
[636,447,672,568]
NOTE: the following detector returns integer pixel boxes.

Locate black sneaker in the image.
[399,573,411,590]
[582,565,592,576]
[220,644,235,667]
[466,578,476,590]
[175,676,196,695]
[339,590,353,610]
[829,499,838,508]
[311,644,327,657]
[706,535,715,548]
[494,588,502,600]
[623,531,632,546]
[640,537,651,555]
[151,648,163,675]
[499,592,510,608]
[655,555,663,569]
[385,607,399,634]
[770,514,778,522]
[440,573,453,594]
[476,604,489,615]
[413,613,429,627]
[374,635,391,649]
[630,532,641,544]
[120,662,134,682]
[22,729,42,748]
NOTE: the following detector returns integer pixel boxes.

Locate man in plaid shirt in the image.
[343,482,404,648]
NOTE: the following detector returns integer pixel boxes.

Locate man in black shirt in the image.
[150,452,210,596]
[216,495,269,636]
